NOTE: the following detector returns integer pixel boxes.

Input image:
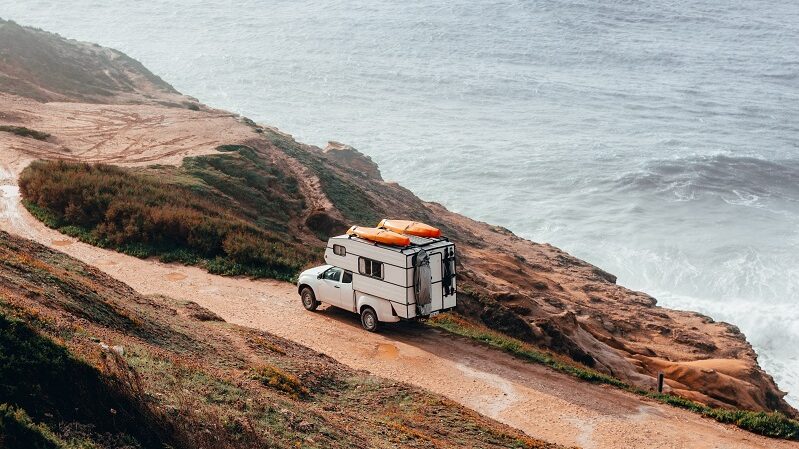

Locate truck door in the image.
[339,270,355,312]
[319,267,343,306]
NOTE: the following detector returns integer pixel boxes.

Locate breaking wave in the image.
[615,154,799,205]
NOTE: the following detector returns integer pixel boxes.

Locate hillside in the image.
[0,230,558,449]
[0,18,796,447]
[0,18,191,106]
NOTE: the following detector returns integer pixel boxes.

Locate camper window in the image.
[358,257,383,279]
[333,244,346,256]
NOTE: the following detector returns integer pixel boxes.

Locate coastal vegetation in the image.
[429,313,799,440]
[19,146,318,281]
[264,130,382,225]
[0,125,50,141]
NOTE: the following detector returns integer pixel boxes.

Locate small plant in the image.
[0,403,65,449]
[252,365,308,399]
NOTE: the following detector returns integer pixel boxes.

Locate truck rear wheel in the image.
[360,307,379,332]
[300,287,319,311]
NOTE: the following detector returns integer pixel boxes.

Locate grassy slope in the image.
[17,133,400,281]
[20,145,318,281]
[0,18,181,104]
[0,230,563,449]
[263,131,383,225]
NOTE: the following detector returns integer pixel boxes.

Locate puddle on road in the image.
[375,343,399,360]
[166,272,188,281]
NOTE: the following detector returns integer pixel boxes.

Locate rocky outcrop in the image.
[323,141,382,180]
[436,215,795,415]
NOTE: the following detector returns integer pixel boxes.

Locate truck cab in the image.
[305,265,354,312]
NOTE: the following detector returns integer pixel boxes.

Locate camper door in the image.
[429,250,444,311]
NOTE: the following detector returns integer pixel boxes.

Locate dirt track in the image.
[1,160,794,449]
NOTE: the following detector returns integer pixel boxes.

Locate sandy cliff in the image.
[0,18,793,418]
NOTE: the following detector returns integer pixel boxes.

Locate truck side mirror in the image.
[317,273,324,279]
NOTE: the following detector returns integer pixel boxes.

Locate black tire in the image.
[300,287,319,311]
[360,307,379,332]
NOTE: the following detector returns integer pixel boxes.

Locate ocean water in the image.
[3,0,798,406]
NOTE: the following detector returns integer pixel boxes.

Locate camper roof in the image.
[330,234,450,253]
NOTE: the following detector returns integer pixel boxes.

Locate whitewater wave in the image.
[615,154,799,205]
[601,241,799,407]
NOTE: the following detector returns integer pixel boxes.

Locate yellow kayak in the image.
[377,219,441,238]
[347,225,411,246]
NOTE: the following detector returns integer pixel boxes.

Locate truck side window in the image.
[342,271,353,283]
[333,244,346,256]
[358,257,383,279]
[323,267,342,281]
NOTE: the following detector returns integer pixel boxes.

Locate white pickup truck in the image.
[296,230,457,332]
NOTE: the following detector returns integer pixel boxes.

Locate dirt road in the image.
[1,161,794,449]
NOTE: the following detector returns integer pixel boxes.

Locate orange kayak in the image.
[377,219,441,238]
[347,225,411,247]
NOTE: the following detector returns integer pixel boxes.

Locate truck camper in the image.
[297,220,457,331]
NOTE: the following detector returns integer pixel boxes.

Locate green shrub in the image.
[19,157,314,281]
[0,125,50,141]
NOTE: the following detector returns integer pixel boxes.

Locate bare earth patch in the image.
[165,272,188,281]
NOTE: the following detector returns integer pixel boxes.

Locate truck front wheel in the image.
[360,307,379,332]
[301,287,319,311]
